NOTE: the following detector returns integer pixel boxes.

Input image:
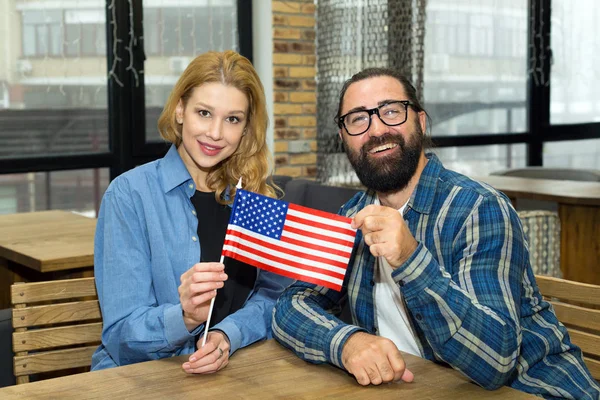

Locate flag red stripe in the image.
[223,236,347,278]
[285,213,356,237]
[278,234,352,259]
[289,202,353,224]
[222,250,342,291]
[283,224,354,248]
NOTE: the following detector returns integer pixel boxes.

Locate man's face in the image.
[339,76,426,193]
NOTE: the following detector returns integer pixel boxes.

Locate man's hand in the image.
[182,330,231,374]
[352,204,418,269]
[178,263,228,331]
[342,332,414,386]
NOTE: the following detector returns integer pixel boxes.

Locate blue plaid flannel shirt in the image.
[273,153,599,399]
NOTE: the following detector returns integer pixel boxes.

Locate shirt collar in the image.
[409,152,443,215]
[159,144,194,194]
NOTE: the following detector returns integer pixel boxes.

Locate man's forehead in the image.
[342,76,407,109]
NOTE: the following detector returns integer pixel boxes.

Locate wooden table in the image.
[477,175,600,284]
[0,339,535,399]
[0,210,96,309]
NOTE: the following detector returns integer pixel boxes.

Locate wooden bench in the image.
[11,277,101,384]
[536,275,600,381]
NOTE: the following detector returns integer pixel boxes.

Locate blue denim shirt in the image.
[92,144,293,370]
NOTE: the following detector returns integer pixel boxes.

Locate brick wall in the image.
[271,1,317,178]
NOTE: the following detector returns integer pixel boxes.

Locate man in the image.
[272,68,599,399]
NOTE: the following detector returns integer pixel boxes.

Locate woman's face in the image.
[176,82,249,183]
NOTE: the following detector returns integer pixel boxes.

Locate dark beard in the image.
[344,125,423,193]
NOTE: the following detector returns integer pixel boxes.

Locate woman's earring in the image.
[242,128,247,136]
[176,116,183,124]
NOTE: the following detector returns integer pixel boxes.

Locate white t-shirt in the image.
[373,197,422,357]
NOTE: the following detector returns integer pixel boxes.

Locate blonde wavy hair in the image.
[157,50,277,204]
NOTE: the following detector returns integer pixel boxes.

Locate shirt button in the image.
[415,314,423,321]
[192,236,197,242]
[399,280,405,287]
[191,210,197,216]
[370,280,375,286]
[188,184,194,189]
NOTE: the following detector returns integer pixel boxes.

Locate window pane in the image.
[49,24,62,56]
[22,26,36,56]
[145,9,160,56]
[550,0,600,124]
[1,3,108,157]
[81,24,96,56]
[0,169,109,216]
[36,25,48,54]
[543,139,600,169]
[435,144,527,177]
[22,10,62,57]
[65,24,81,56]
[95,24,106,55]
[143,1,238,142]
[424,1,528,136]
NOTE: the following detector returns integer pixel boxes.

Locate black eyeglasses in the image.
[337,100,412,136]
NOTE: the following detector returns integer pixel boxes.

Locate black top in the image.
[190,191,256,327]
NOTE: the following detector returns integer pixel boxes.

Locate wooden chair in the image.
[11,277,101,384]
[535,275,600,381]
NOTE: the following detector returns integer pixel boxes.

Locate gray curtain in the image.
[316,0,427,185]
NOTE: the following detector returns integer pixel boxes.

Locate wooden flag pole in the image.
[201,177,243,348]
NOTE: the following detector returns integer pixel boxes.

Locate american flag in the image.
[221,189,357,291]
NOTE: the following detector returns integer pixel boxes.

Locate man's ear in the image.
[175,100,184,124]
[418,111,427,134]
[338,129,343,140]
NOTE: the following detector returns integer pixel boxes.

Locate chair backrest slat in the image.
[585,358,600,383]
[13,322,102,352]
[13,346,98,377]
[550,302,600,333]
[569,329,600,359]
[536,276,600,306]
[12,300,101,328]
[11,278,97,304]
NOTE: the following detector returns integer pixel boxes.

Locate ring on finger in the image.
[217,347,224,359]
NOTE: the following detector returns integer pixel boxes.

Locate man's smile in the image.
[367,142,399,154]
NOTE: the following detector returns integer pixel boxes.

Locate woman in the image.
[92,50,292,374]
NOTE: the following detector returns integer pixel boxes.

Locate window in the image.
[425,1,528,138]
[22,9,105,58]
[544,139,600,169]
[550,0,600,125]
[435,144,527,177]
[22,10,63,57]
[1,0,250,216]
[143,1,239,143]
[144,5,237,57]
[0,169,109,216]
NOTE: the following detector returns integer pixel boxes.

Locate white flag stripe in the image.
[228,224,353,254]
[222,244,344,286]
[284,219,356,242]
[226,228,349,272]
[287,208,355,231]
